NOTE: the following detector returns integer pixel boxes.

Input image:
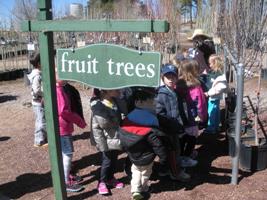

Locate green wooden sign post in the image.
[21,0,169,199]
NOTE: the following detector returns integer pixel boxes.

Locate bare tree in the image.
[197,0,267,69]
[11,0,37,31]
[216,0,267,145]
[222,0,267,68]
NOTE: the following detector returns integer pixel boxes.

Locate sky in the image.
[0,0,87,26]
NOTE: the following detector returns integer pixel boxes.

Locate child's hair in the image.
[99,89,112,99]
[97,89,120,100]
[170,55,179,66]
[181,47,188,54]
[180,59,200,86]
[132,87,155,102]
[30,52,40,68]
[209,54,223,72]
[169,56,182,75]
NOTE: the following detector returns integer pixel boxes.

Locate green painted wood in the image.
[57,44,161,89]
[38,0,52,9]
[21,19,169,32]
[37,0,67,199]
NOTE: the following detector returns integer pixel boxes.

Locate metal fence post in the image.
[231,63,244,185]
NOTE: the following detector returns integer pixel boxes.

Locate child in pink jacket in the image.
[56,78,87,192]
[176,59,207,167]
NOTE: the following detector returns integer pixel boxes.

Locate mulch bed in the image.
[0,78,267,200]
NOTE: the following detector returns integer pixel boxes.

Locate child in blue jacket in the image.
[119,87,168,200]
[155,64,191,181]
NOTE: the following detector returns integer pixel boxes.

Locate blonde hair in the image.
[170,55,182,76]
[209,54,223,72]
[180,59,200,86]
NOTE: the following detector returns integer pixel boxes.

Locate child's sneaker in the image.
[34,141,48,147]
[132,192,144,200]
[66,181,84,192]
[98,181,109,195]
[168,169,191,182]
[176,170,191,182]
[180,156,198,167]
[106,178,124,189]
[69,174,83,183]
[158,169,169,177]
[190,150,198,159]
[158,165,172,178]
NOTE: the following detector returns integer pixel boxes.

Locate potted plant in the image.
[239,67,267,171]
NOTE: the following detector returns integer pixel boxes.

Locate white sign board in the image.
[143,36,151,44]
[77,41,86,47]
[27,43,35,51]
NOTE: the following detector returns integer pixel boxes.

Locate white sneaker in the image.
[180,156,198,167]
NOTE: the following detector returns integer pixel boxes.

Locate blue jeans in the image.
[207,99,220,132]
[60,135,74,155]
[33,104,47,145]
[60,136,74,183]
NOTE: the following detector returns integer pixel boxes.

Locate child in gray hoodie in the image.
[27,52,47,147]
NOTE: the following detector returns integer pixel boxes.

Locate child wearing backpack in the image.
[176,59,207,166]
[56,74,87,192]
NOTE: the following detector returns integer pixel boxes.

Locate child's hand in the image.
[78,120,87,129]
[195,116,201,122]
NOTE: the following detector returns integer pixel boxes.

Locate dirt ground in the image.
[0,77,267,200]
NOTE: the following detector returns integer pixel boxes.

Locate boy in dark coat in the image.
[118,87,168,200]
[155,64,191,181]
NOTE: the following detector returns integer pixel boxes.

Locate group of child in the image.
[88,52,228,199]
[28,46,228,199]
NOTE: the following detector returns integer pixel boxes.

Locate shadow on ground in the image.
[0,172,52,199]
[150,132,254,194]
[69,129,257,199]
[0,95,18,103]
[1,132,255,199]
[0,136,10,142]
[69,151,130,200]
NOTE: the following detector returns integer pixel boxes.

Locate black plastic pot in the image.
[240,137,267,171]
[227,111,248,122]
[227,126,246,136]
[227,128,254,157]
[261,68,267,80]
